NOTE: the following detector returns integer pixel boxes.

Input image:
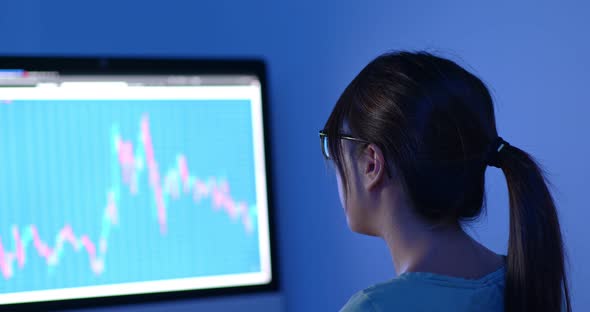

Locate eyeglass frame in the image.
[318,130,371,160]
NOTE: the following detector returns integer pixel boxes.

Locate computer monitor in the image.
[0,57,276,310]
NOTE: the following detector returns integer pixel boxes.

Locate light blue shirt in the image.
[340,265,505,312]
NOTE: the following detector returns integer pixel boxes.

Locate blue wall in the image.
[1,1,589,311]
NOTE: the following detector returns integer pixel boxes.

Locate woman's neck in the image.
[380,205,503,279]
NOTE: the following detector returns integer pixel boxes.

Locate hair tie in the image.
[486,137,509,168]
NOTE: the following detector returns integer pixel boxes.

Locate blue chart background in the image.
[0,99,261,293]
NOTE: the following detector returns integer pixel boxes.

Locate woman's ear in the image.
[361,144,387,191]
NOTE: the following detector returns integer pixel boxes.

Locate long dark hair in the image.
[323,51,570,312]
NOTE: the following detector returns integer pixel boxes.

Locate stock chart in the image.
[0,99,261,293]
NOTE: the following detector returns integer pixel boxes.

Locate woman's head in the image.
[322,51,570,312]
[323,51,497,229]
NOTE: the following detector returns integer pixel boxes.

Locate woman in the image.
[320,51,571,312]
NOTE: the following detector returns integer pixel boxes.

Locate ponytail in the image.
[498,144,571,312]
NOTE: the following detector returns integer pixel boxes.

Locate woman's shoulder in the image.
[339,275,437,312]
[339,277,429,312]
[339,291,378,312]
[340,266,506,312]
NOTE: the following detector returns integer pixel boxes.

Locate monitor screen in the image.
[0,58,274,309]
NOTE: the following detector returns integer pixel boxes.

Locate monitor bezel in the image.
[0,56,279,311]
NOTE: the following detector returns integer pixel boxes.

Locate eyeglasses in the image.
[319,130,371,160]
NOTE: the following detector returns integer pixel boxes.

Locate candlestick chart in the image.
[0,99,262,294]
